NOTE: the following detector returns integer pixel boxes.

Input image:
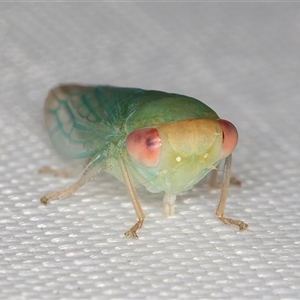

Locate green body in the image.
[45,85,221,194]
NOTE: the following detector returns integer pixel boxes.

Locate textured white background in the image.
[1,3,300,299]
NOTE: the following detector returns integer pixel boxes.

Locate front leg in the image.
[117,156,145,239]
[215,155,248,231]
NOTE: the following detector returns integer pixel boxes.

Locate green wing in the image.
[44,85,144,159]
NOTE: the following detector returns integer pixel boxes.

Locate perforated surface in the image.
[1,3,300,299]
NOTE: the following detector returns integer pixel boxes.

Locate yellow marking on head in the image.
[176,156,182,162]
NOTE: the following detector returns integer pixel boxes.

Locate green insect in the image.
[41,85,248,238]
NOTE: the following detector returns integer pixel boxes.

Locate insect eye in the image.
[219,119,238,159]
[126,128,161,168]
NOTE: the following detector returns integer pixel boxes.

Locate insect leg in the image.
[163,193,177,216]
[215,154,248,231]
[38,166,71,178]
[209,163,241,188]
[38,158,92,179]
[40,155,103,205]
[117,156,145,239]
[208,165,220,188]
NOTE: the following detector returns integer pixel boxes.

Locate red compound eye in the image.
[126,128,161,168]
[219,119,238,159]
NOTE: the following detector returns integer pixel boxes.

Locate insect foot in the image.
[40,195,50,205]
[124,220,144,239]
[218,215,248,231]
[40,186,77,205]
[38,166,70,178]
[40,190,62,205]
[229,176,242,186]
